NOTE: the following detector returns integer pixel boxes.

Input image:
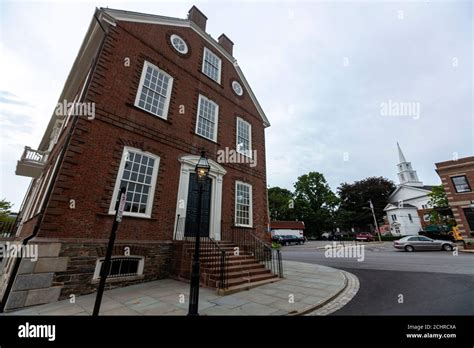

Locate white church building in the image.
[384,143,435,236]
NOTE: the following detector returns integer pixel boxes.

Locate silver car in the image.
[394,235,455,252]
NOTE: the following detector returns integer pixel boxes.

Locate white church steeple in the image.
[396,142,423,186]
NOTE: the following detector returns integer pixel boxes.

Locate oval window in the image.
[170,34,188,54]
[232,81,243,96]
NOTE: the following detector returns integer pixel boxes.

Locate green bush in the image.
[271,242,282,249]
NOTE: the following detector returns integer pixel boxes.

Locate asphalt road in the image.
[282,241,474,315]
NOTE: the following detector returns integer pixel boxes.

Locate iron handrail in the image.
[221,223,283,278]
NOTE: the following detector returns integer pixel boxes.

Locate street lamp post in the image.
[188,151,210,316]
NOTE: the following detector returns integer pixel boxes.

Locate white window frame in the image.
[134,61,174,120]
[232,81,243,96]
[195,94,219,142]
[235,181,253,228]
[236,117,252,158]
[93,256,145,280]
[170,34,188,54]
[202,47,222,84]
[108,146,160,218]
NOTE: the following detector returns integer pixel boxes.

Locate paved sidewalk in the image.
[5,261,355,316]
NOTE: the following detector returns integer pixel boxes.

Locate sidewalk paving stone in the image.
[4,261,358,316]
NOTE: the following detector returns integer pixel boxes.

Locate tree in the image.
[336,177,396,230]
[427,185,451,225]
[428,185,448,208]
[268,187,295,221]
[0,199,13,221]
[293,172,339,237]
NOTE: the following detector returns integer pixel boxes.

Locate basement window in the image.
[93,256,144,280]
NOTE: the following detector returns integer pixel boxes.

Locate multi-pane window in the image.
[110,147,159,217]
[232,81,243,96]
[135,61,174,119]
[235,181,252,227]
[202,47,221,83]
[196,95,219,141]
[236,117,252,157]
[170,34,188,54]
[451,175,471,193]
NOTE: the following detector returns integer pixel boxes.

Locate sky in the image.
[0,0,472,210]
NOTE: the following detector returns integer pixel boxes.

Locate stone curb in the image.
[288,270,349,316]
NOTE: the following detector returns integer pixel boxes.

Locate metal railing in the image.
[20,146,46,164]
[0,220,17,239]
[174,215,228,289]
[221,223,283,278]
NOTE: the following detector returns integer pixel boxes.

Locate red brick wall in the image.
[35,20,269,242]
[436,156,474,237]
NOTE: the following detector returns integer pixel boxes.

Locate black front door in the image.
[184,173,212,237]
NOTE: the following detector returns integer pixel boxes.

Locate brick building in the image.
[435,156,474,238]
[1,6,278,311]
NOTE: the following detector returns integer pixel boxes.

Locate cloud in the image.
[0,0,472,210]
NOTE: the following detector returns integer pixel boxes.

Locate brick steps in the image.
[182,239,280,293]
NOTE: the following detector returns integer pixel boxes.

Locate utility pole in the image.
[369,200,382,242]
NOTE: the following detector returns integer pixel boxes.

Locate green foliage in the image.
[427,185,451,224]
[336,177,396,229]
[293,172,339,237]
[428,185,448,208]
[0,199,13,222]
[268,187,295,221]
[271,242,282,249]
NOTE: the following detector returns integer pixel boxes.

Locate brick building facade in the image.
[2,6,272,310]
[435,156,474,238]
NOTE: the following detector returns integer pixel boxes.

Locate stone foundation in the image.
[4,239,174,311]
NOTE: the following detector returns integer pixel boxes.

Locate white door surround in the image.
[174,155,227,240]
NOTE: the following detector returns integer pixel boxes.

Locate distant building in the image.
[435,156,474,238]
[270,221,305,238]
[384,143,435,236]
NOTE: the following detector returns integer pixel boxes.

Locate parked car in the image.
[272,235,304,246]
[393,235,455,252]
[355,232,374,242]
[320,232,343,241]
